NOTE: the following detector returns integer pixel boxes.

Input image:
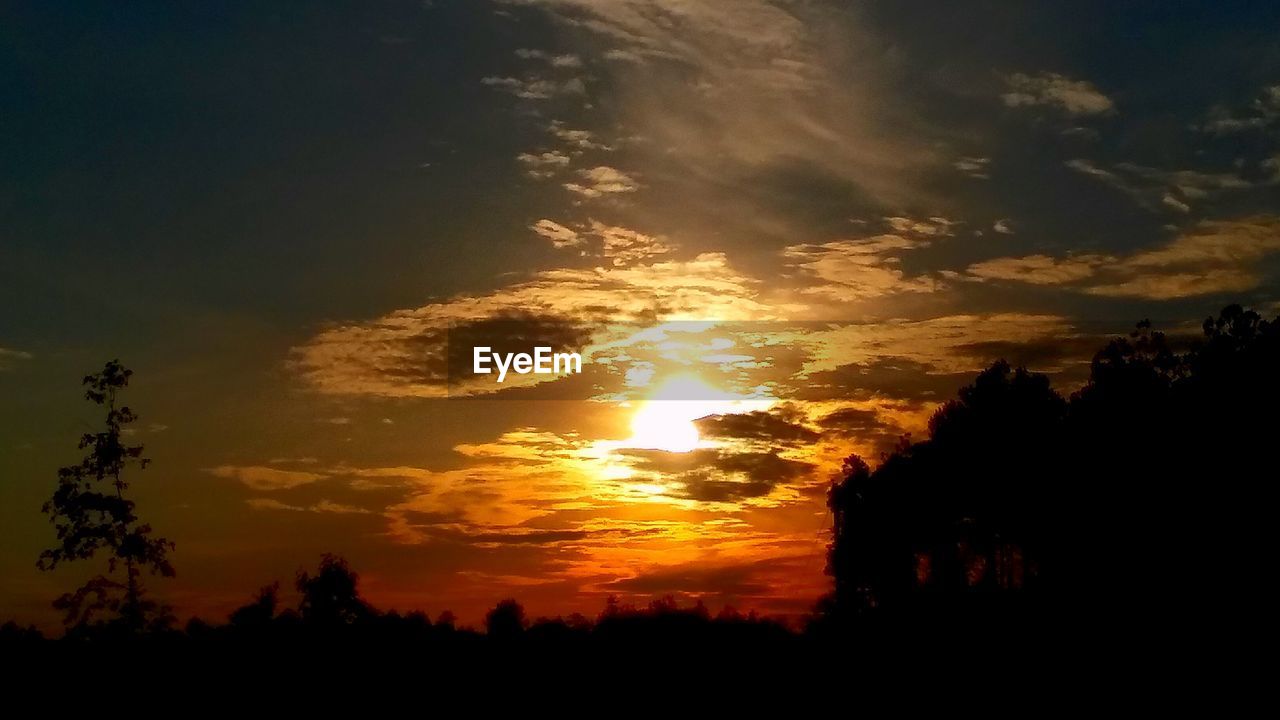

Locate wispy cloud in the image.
[531,219,583,248]
[1066,158,1260,213]
[784,233,942,300]
[969,254,1109,285]
[516,151,571,178]
[954,156,990,179]
[591,221,671,265]
[1002,72,1114,115]
[206,465,327,491]
[547,121,613,151]
[967,217,1280,299]
[563,166,640,197]
[527,0,938,208]
[531,219,670,262]
[247,498,372,514]
[1195,85,1280,135]
[514,48,583,68]
[481,75,585,99]
[289,252,776,398]
[0,347,32,371]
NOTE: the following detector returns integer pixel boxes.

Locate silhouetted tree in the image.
[826,454,881,611]
[296,554,372,626]
[435,610,457,631]
[0,621,44,646]
[37,360,175,632]
[229,583,280,629]
[826,305,1280,639]
[1068,304,1280,627]
[827,361,1066,618]
[485,598,527,639]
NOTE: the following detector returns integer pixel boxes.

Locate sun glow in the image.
[629,403,702,453]
[625,375,758,453]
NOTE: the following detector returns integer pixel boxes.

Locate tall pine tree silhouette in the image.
[38,360,175,632]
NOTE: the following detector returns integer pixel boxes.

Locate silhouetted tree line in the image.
[822,304,1279,646]
[1,554,794,656]
[5,304,1274,654]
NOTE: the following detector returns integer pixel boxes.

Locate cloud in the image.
[547,121,612,151]
[606,558,787,596]
[290,252,777,398]
[1066,158,1259,212]
[0,347,32,371]
[514,48,583,68]
[993,219,1014,235]
[1002,72,1114,115]
[1162,194,1191,213]
[531,219,583,248]
[954,156,990,179]
[1115,162,1254,198]
[694,410,820,445]
[590,221,671,264]
[349,429,637,540]
[967,217,1280,299]
[563,165,640,197]
[529,219,670,262]
[1083,269,1259,300]
[206,465,327,491]
[1084,217,1280,298]
[816,406,882,432]
[602,48,646,64]
[1122,217,1280,268]
[784,234,942,300]
[794,314,1075,381]
[516,151,571,178]
[968,254,1109,285]
[885,216,959,237]
[1196,85,1280,135]
[246,498,373,514]
[527,0,938,207]
[620,448,815,503]
[481,75,586,99]
[950,335,1106,374]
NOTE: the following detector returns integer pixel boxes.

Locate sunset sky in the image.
[3,1,1279,629]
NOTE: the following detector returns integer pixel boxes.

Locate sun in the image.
[625,376,739,453]
[628,402,703,453]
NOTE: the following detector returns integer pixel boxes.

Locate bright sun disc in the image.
[626,376,746,453]
[628,403,702,453]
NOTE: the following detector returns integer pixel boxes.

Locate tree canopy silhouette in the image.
[296,553,373,626]
[485,599,528,640]
[826,305,1280,636]
[37,360,175,633]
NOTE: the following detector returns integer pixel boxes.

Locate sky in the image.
[2,0,1279,629]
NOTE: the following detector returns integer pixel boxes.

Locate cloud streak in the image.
[206,465,328,491]
[1002,72,1114,115]
[967,217,1280,299]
